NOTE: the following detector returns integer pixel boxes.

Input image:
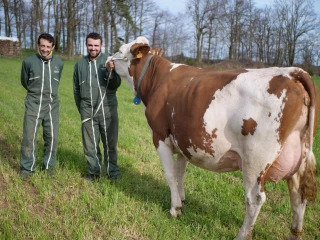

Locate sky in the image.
[153,0,320,17]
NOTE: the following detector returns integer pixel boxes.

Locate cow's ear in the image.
[130,43,150,58]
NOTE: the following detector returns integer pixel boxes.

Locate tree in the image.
[2,0,11,36]
[274,0,318,65]
[187,0,212,63]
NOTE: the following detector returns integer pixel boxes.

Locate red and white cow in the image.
[108,37,319,239]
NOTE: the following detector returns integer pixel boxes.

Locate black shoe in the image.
[107,175,119,182]
[20,170,33,180]
[86,174,100,182]
[46,169,55,177]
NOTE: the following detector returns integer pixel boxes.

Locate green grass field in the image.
[0,56,319,239]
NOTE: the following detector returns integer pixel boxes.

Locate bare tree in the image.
[2,0,11,36]
[187,0,212,63]
[274,0,318,65]
[150,10,165,47]
[66,0,77,58]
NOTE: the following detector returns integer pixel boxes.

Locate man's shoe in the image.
[86,174,100,182]
[46,169,55,177]
[20,170,33,180]
[107,175,119,182]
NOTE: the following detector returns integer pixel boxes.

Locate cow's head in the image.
[107,36,150,91]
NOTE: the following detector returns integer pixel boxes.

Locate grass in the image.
[0,55,319,240]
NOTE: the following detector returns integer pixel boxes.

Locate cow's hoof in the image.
[287,233,303,240]
[169,206,182,217]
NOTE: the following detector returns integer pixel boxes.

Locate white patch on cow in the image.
[187,144,213,159]
[135,36,149,45]
[170,63,185,72]
[195,67,294,168]
[246,67,298,79]
[170,134,180,152]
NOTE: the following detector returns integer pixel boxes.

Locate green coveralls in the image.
[73,53,121,178]
[20,54,64,172]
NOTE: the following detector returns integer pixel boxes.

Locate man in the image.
[20,33,64,178]
[73,32,121,181]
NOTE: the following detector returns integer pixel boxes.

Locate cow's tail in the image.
[297,68,318,202]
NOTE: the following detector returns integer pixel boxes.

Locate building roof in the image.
[0,36,19,42]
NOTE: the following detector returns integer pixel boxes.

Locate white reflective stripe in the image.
[94,61,109,175]
[46,103,54,169]
[93,62,105,117]
[29,76,40,80]
[90,61,101,174]
[82,118,91,123]
[31,60,45,171]
[53,78,59,82]
[49,61,53,102]
[46,60,54,170]
[94,62,109,175]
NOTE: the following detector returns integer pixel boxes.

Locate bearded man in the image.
[73,32,121,181]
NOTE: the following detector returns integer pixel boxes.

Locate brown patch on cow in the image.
[257,163,271,192]
[171,70,247,158]
[290,69,320,136]
[268,112,271,117]
[267,76,305,144]
[241,118,257,136]
[212,128,218,138]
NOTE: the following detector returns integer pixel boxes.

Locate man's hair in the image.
[86,32,103,45]
[38,33,55,47]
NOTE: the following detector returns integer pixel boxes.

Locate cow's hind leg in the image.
[176,153,187,203]
[157,140,183,217]
[287,148,317,240]
[236,173,266,240]
[287,174,306,240]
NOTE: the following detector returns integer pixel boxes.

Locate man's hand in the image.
[106,60,115,72]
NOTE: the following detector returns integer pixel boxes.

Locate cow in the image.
[107,36,319,240]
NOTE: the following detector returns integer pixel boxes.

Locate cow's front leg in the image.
[236,174,266,240]
[157,140,182,217]
[176,153,187,203]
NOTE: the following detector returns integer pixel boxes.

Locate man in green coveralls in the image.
[73,32,121,181]
[20,33,64,178]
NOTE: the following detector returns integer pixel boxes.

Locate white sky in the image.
[153,0,320,17]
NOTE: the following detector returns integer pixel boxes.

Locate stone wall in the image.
[0,40,21,55]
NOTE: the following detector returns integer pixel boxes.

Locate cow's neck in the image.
[134,54,170,106]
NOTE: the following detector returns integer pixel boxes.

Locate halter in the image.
[133,55,153,105]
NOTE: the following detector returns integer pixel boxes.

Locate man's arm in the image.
[73,64,81,113]
[20,60,29,90]
[107,70,121,90]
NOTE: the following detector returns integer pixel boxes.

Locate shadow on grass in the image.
[109,163,243,230]
[0,132,20,172]
[0,129,243,233]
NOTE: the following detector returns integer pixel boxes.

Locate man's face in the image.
[87,38,102,59]
[38,38,54,57]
